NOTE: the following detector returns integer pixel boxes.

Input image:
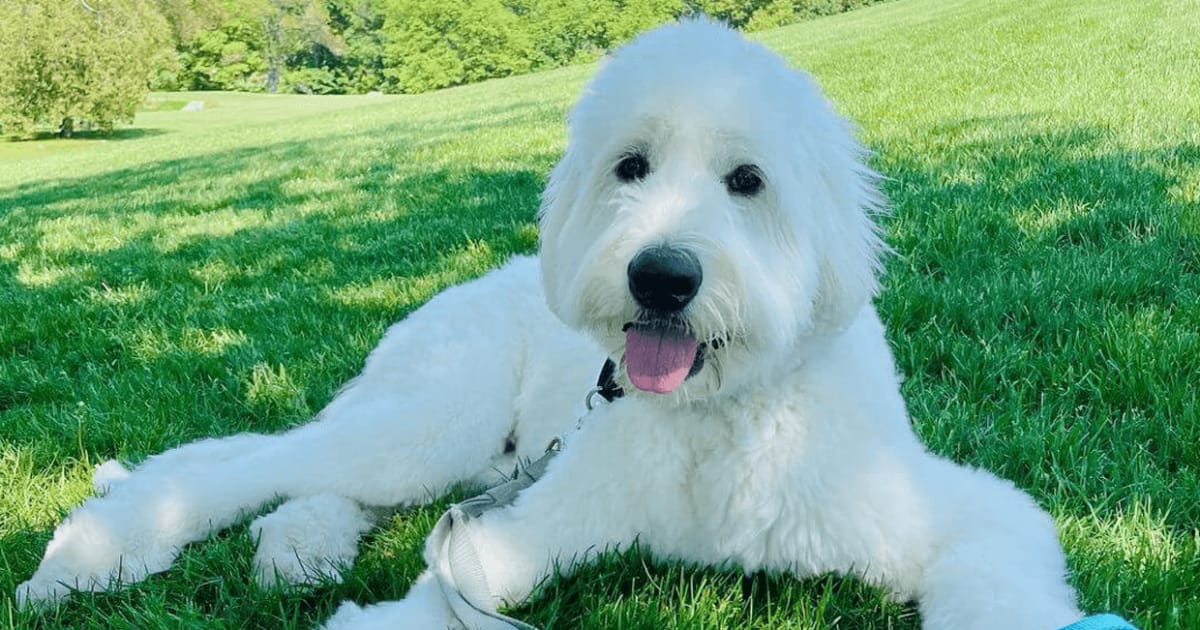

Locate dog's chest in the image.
[649,397,839,575]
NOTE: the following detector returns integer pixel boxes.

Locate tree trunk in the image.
[262,9,283,94]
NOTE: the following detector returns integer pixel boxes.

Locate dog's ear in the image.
[810,132,888,331]
[537,140,584,322]
[785,75,888,331]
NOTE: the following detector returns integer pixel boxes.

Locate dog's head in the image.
[539,18,885,402]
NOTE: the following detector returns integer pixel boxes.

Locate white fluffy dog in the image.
[19,19,1084,630]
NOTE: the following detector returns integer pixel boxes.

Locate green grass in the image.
[2,0,1198,627]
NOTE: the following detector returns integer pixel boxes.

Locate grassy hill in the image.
[2,0,1198,627]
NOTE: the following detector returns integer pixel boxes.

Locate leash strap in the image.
[423,359,624,628]
[427,442,560,629]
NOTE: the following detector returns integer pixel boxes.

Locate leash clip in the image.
[584,386,605,411]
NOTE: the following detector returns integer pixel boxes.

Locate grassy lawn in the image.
[2,0,1198,627]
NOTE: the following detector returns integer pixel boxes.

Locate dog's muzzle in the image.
[621,246,705,394]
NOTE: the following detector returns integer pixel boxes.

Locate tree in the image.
[325,0,386,93]
[266,0,342,93]
[154,0,227,44]
[163,0,341,93]
[0,0,171,138]
[379,0,537,93]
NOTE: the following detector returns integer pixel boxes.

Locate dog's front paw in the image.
[15,576,70,609]
[321,599,463,630]
[16,497,179,608]
[320,573,463,629]
[91,460,131,495]
[320,601,369,629]
[252,494,372,588]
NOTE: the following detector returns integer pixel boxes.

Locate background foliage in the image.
[158,0,891,95]
[0,0,887,136]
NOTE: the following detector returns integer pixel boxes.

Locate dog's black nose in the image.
[627,246,702,312]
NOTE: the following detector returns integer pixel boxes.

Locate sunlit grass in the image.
[2,0,1198,627]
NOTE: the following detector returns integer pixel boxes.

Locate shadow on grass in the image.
[5,127,172,144]
[1,115,1197,627]
[874,116,1199,628]
[874,117,1199,489]
[0,126,551,625]
[0,134,548,435]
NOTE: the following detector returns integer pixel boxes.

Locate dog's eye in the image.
[614,152,650,182]
[725,164,764,196]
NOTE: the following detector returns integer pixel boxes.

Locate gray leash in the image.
[427,440,562,630]
[426,360,624,629]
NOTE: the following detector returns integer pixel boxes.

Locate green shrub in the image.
[286,66,341,94]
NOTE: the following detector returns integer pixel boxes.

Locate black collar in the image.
[595,358,625,402]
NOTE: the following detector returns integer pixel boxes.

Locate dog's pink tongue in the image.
[625,327,698,394]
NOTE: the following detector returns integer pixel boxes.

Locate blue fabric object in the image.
[1059,614,1138,630]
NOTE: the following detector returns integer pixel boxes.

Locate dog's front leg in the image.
[322,411,650,629]
[912,457,1083,630]
[17,258,585,605]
